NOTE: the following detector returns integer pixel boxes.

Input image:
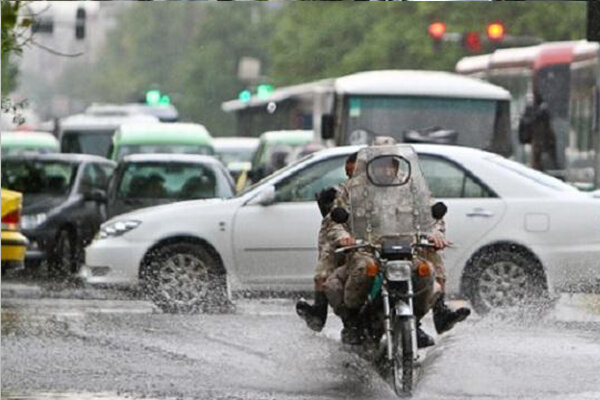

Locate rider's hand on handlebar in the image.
[428,232,449,250]
[338,236,357,247]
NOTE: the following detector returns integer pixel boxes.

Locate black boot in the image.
[417,323,435,349]
[296,291,328,332]
[340,308,365,345]
[433,294,471,335]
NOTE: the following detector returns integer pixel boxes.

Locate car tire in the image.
[463,246,548,315]
[49,229,77,278]
[140,242,230,314]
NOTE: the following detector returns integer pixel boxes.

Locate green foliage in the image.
[270,2,586,85]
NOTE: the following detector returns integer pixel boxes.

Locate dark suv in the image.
[1,154,116,275]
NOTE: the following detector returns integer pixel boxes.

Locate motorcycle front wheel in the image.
[392,317,414,397]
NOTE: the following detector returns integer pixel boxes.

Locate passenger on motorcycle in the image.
[296,152,358,332]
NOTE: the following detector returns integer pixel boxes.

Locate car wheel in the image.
[140,242,230,314]
[464,247,548,315]
[49,229,77,278]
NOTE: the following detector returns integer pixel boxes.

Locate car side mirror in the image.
[84,188,108,204]
[248,185,276,206]
[321,114,335,140]
[431,201,447,220]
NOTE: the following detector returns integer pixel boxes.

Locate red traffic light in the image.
[464,32,482,53]
[428,22,446,40]
[487,22,505,42]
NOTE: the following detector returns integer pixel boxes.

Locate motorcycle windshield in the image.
[348,145,436,243]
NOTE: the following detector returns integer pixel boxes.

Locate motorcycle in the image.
[329,144,448,396]
[333,207,446,396]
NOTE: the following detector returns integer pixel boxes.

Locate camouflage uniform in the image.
[313,181,352,291]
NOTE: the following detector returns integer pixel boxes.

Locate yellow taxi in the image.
[1,188,28,271]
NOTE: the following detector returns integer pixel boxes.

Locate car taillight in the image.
[1,211,20,231]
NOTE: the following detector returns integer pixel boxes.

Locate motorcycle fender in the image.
[395,300,412,317]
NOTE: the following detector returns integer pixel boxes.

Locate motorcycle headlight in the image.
[96,220,141,240]
[385,261,412,281]
[21,213,48,230]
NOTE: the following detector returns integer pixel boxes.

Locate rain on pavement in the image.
[2,277,600,400]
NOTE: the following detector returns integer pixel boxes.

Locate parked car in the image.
[1,154,116,274]
[247,130,314,183]
[1,131,59,155]
[60,113,159,159]
[107,154,235,219]
[110,122,215,161]
[82,144,600,314]
[213,137,259,184]
[1,188,28,273]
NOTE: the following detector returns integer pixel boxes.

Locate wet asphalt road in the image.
[2,277,600,400]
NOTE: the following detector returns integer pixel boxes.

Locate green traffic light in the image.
[238,90,252,101]
[146,90,161,105]
[159,95,171,105]
[257,84,274,99]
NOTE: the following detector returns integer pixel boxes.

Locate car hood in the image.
[104,197,241,224]
[23,194,69,215]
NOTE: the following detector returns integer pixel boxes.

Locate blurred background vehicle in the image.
[110,122,215,161]
[213,137,259,184]
[106,153,235,219]
[1,188,28,273]
[1,131,60,156]
[60,113,159,159]
[456,40,600,189]
[84,144,600,313]
[247,130,314,184]
[222,70,511,153]
[85,102,179,123]
[1,153,116,275]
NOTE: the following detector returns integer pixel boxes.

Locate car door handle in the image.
[466,208,494,218]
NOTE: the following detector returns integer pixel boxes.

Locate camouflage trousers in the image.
[323,250,446,318]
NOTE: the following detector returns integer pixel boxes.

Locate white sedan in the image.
[82,145,600,314]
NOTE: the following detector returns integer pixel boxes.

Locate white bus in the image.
[222,70,512,156]
[457,41,600,189]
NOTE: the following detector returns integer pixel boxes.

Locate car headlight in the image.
[21,213,48,230]
[385,261,412,281]
[96,220,141,240]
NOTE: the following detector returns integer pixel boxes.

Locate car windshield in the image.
[1,160,77,196]
[486,155,578,192]
[117,145,213,160]
[61,130,115,158]
[344,96,499,149]
[238,152,316,197]
[117,161,233,200]
[215,147,255,165]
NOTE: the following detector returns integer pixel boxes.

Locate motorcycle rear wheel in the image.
[392,317,414,396]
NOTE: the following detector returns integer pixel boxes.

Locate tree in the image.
[269,2,586,85]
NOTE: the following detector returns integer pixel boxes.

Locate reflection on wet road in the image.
[2,281,600,400]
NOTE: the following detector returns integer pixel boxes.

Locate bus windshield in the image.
[61,130,115,158]
[343,96,501,150]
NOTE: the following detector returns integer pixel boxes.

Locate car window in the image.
[275,156,346,203]
[485,155,578,192]
[79,164,100,194]
[93,164,114,190]
[1,160,77,196]
[419,155,493,199]
[117,162,232,200]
